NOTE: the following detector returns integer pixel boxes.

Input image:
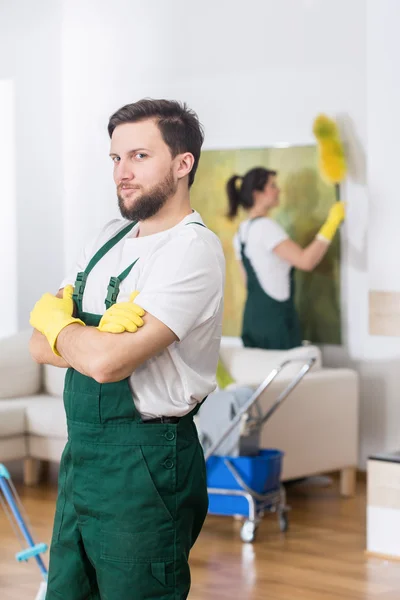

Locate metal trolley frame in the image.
[204,357,316,542]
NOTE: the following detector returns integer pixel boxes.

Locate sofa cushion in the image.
[43,365,67,397]
[0,402,26,437]
[0,437,27,462]
[23,395,67,439]
[0,330,42,399]
[219,344,322,387]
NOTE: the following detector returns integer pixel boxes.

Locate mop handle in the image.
[0,465,48,580]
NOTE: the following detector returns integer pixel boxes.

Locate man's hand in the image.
[98,291,145,334]
[29,285,85,356]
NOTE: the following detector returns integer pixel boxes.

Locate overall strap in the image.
[105,258,139,310]
[191,396,208,416]
[239,217,262,256]
[107,221,207,310]
[186,221,206,228]
[73,222,137,313]
[179,396,208,426]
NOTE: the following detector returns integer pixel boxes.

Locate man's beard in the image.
[117,169,177,221]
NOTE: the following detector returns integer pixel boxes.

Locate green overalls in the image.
[46,223,209,600]
[240,218,302,350]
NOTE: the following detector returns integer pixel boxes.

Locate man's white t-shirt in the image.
[61,211,225,419]
[233,218,291,301]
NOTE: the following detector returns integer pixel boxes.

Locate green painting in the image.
[191,145,341,344]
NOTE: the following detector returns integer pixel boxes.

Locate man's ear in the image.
[176,152,195,181]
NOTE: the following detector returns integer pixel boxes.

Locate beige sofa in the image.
[0,330,67,484]
[0,331,359,494]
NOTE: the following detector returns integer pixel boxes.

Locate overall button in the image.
[163,459,174,470]
[165,431,175,441]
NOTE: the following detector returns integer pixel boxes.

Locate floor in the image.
[1,475,400,599]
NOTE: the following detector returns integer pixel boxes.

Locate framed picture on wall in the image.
[191,144,341,345]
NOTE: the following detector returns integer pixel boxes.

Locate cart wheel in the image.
[279,512,289,533]
[240,520,257,543]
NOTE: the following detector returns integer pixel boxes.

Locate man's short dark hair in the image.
[108,98,204,187]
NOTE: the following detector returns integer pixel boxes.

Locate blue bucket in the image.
[206,449,283,517]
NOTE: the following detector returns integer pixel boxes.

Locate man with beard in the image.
[29,99,225,600]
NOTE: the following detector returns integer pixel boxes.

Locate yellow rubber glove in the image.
[98,291,145,334]
[317,201,345,243]
[29,285,85,356]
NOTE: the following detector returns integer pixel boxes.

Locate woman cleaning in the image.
[227,167,345,350]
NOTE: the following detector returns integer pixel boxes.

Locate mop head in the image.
[313,114,347,184]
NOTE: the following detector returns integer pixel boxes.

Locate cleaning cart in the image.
[200,356,316,542]
[0,464,48,600]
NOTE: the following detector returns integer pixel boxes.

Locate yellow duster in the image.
[313,114,347,194]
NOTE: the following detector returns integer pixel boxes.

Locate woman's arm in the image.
[274,201,345,272]
[273,237,330,272]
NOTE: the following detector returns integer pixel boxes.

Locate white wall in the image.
[0,0,64,329]
[0,80,17,338]
[359,0,400,462]
[367,0,400,294]
[7,0,400,467]
[323,0,400,467]
[60,0,367,266]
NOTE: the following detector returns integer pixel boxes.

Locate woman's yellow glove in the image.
[317,201,345,243]
[29,285,85,356]
[98,291,145,334]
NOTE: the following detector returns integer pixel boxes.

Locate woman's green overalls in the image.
[46,223,209,600]
[240,218,302,350]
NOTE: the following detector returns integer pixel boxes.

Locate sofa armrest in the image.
[0,330,42,399]
[258,368,359,478]
[219,344,322,386]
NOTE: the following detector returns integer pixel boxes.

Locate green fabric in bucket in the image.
[216,359,235,389]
